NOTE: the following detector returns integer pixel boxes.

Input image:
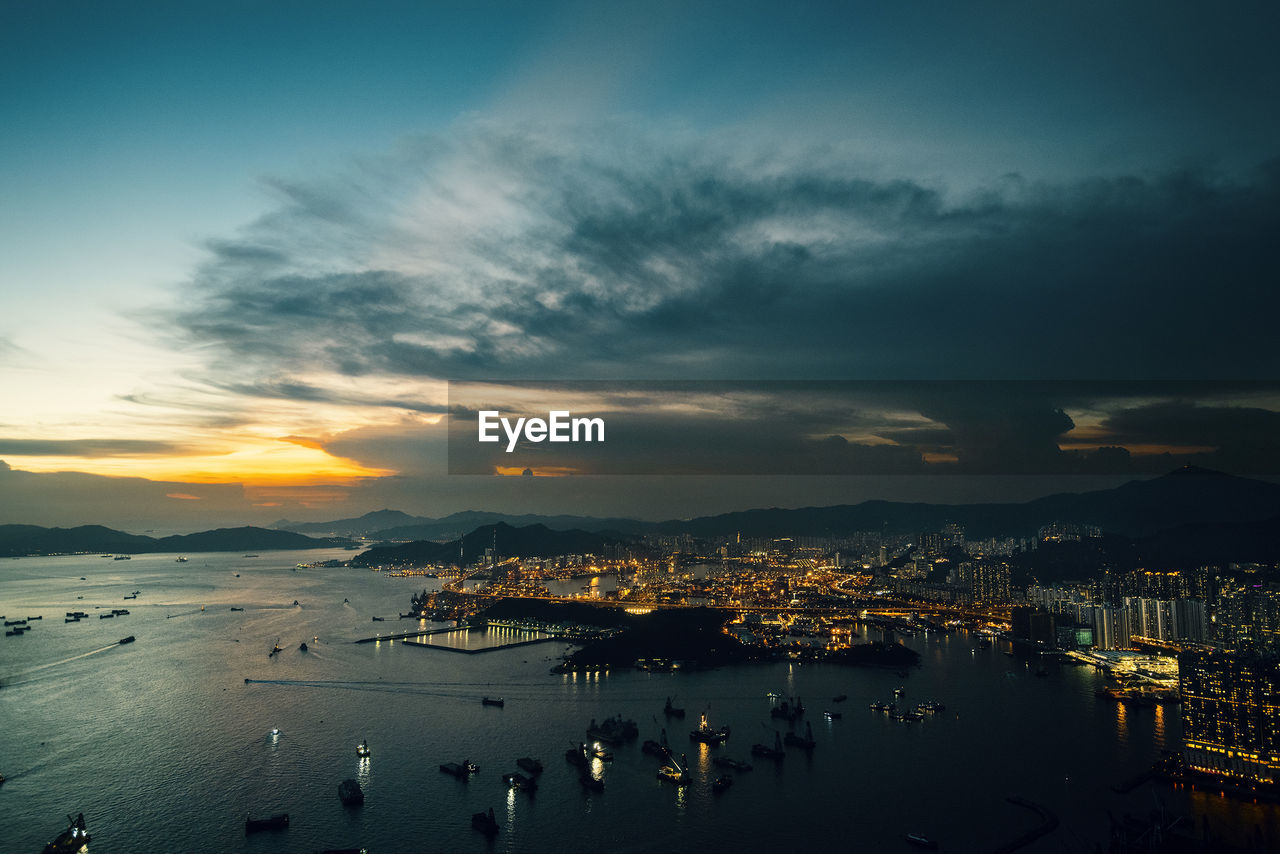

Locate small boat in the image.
[270,728,281,736]
[565,744,589,767]
[440,760,480,778]
[642,739,671,759]
[656,753,690,785]
[356,739,369,758]
[371,616,385,622]
[112,609,129,615]
[244,813,289,834]
[823,710,842,720]
[502,771,537,792]
[713,756,752,772]
[905,833,938,849]
[99,613,114,619]
[589,743,613,761]
[481,697,505,707]
[712,775,734,793]
[230,607,244,611]
[123,594,136,600]
[27,615,42,620]
[893,687,906,697]
[663,696,686,718]
[516,757,543,775]
[175,556,188,562]
[471,807,499,836]
[689,711,731,744]
[269,640,282,657]
[751,732,785,761]
[338,778,364,806]
[784,722,816,750]
[64,618,80,624]
[118,636,135,644]
[113,555,131,560]
[41,812,90,853]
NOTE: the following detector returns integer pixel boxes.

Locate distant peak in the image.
[1165,465,1227,478]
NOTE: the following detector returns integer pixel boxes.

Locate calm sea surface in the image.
[2,551,1277,853]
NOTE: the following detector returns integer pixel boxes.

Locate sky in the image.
[2,1,1279,530]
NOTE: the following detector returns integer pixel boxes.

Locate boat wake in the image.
[0,642,124,687]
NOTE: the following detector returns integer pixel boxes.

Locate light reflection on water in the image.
[1,550,1278,852]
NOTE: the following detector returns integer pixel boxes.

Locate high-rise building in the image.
[1178,651,1280,785]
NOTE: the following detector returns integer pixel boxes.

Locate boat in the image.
[299,642,309,652]
[41,812,90,853]
[371,616,385,622]
[244,813,289,833]
[118,636,135,644]
[770,698,804,721]
[175,556,188,562]
[784,722,816,750]
[269,641,282,658]
[471,806,498,835]
[113,555,131,560]
[123,594,136,600]
[589,742,613,761]
[823,710,842,720]
[440,760,480,778]
[918,700,946,713]
[893,686,906,697]
[642,739,671,759]
[64,618,80,624]
[481,696,504,707]
[27,615,42,620]
[712,775,734,793]
[99,613,114,619]
[3,619,26,626]
[356,739,369,758]
[230,607,244,611]
[689,711,731,744]
[905,833,939,849]
[713,756,752,771]
[586,714,639,743]
[656,753,690,784]
[751,732,785,761]
[516,757,543,775]
[338,778,364,806]
[565,743,589,767]
[663,696,686,718]
[112,609,129,615]
[502,771,537,792]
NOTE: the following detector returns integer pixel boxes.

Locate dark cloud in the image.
[172,123,1280,391]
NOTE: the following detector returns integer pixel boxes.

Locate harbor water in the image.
[2,551,1277,852]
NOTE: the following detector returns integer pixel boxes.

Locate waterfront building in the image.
[1178,650,1280,785]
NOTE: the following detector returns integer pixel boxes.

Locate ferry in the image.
[41,812,90,853]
